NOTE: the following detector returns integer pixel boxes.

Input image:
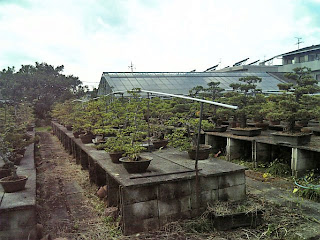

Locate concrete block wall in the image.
[120,172,246,235]
[226,138,242,161]
[291,148,318,177]
[0,208,36,240]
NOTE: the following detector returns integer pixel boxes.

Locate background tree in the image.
[0,62,86,119]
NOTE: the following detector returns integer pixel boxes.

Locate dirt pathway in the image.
[36,131,120,240]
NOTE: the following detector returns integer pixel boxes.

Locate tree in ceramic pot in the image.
[0,139,28,193]
[225,76,265,136]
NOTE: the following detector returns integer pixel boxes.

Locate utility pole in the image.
[295,37,303,49]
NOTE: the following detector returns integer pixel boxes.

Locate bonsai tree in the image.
[104,134,131,154]
[227,76,263,128]
[275,67,320,132]
[260,96,283,124]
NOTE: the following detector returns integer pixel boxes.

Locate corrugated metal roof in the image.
[98,72,289,96]
[279,44,320,57]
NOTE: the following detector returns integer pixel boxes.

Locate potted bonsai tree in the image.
[118,89,152,173]
[168,117,212,160]
[104,133,131,163]
[147,97,173,149]
[0,139,28,193]
[270,67,320,145]
[226,76,264,137]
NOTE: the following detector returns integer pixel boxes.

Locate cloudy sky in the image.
[0,0,320,88]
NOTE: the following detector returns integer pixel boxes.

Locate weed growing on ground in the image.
[35,126,52,132]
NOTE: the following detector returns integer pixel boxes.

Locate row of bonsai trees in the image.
[51,67,320,169]
[0,101,35,192]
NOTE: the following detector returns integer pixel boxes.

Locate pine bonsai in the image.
[227,76,263,128]
[276,67,320,132]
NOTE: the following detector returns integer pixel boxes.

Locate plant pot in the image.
[73,131,85,138]
[230,128,262,137]
[66,125,73,131]
[109,151,125,164]
[271,132,312,146]
[206,126,228,132]
[152,139,169,149]
[254,122,269,130]
[119,156,152,173]
[0,176,28,193]
[80,133,94,144]
[188,144,212,160]
[0,168,11,179]
[269,120,281,126]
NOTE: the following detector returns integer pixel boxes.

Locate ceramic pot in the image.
[188,145,212,160]
[0,176,28,193]
[119,156,152,173]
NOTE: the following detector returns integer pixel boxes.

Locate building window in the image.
[309,54,316,61]
[316,74,320,81]
[299,56,305,63]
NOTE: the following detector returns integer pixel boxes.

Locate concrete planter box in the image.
[230,128,262,137]
[271,132,312,146]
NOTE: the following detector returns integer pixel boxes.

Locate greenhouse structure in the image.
[97,72,289,96]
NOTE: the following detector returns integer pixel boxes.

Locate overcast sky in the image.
[0,0,320,88]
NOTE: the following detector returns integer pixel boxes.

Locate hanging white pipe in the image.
[139,89,237,109]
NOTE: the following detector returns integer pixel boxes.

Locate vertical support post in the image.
[147,92,151,152]
[195,102,204,213]
[195,102,204,171]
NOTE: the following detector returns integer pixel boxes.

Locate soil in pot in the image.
[109,151,125,163]
[0,176,28,193]
[188,144,212,160]
[152,139,169,149]
[119,156,152,173]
